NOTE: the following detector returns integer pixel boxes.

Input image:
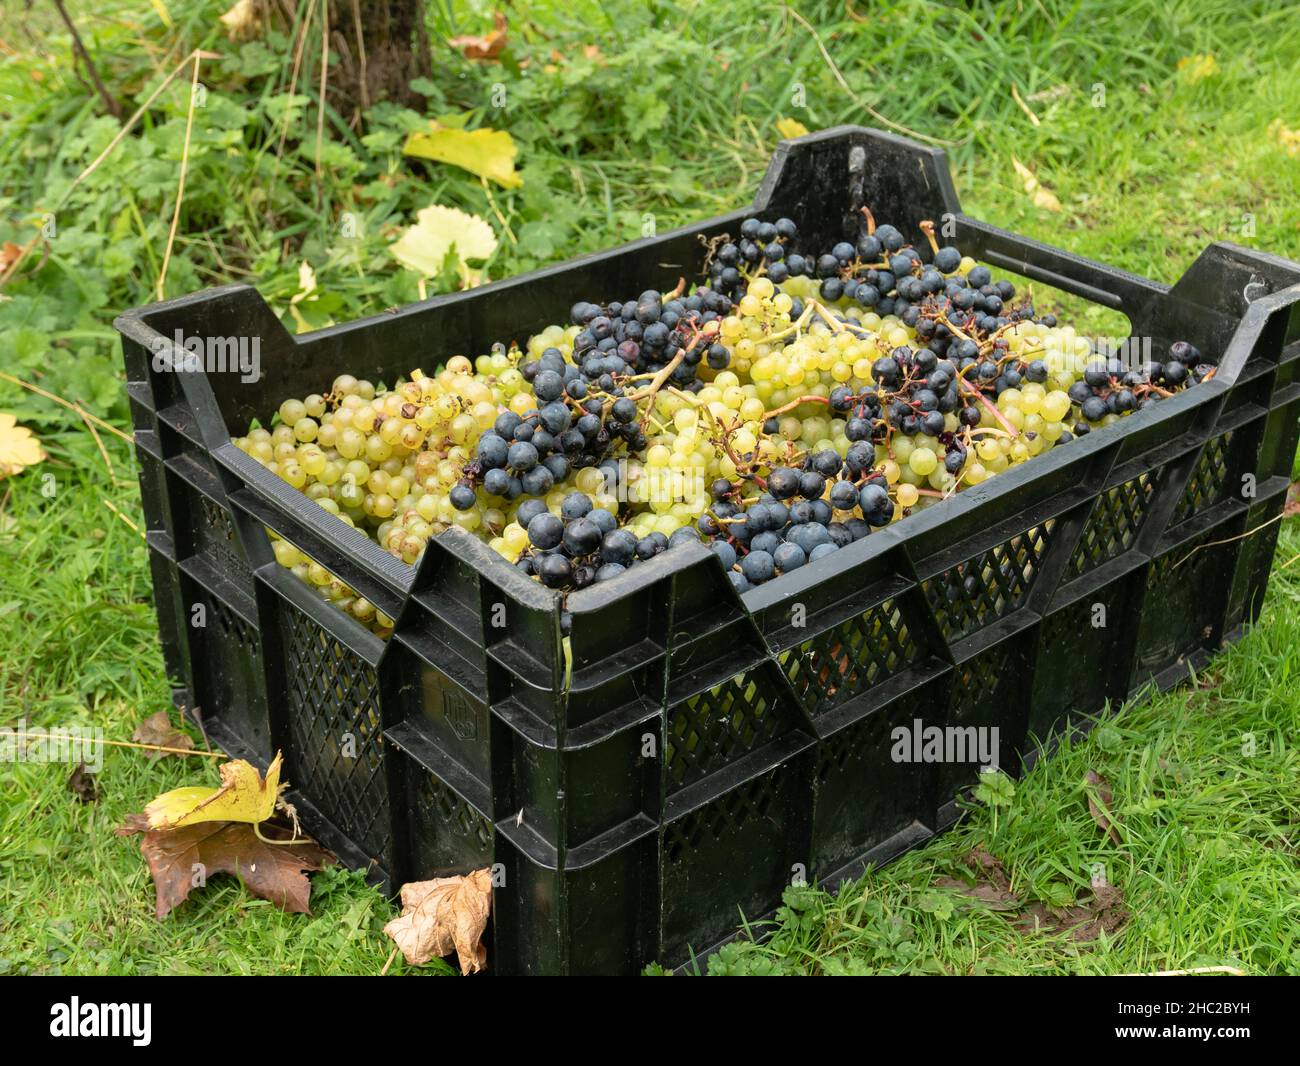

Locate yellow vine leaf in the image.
[1177,53,1219,84]
[1269,119,1300,158]
[1011,157,1063,213]
[775,117,810,140]
[145,752,284,829]
[402,123,523,188]
[0,413,46,478]
[219,0,261,41]
[390,204,498,281]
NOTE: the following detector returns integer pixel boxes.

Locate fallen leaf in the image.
[120,816,330,918]
[67,761,100,804]
[145,752,283,829]
[1084,769,1123,845]
[389,204,498,282]
[934,876,1021,910]
[0,240,24,273]
[218,0,261,41]
[776,117,810,140]
[0,412,46,478]
[131,710,194,759]
[1016,884,1128,942]
[1177,53,1218,84]
[1283,481,1299,516]
[932,847,1021,911]
[1269,120,1300,159]
[448,12,507,61]
[287,261,334,333]
[403,123,523,188]
[1011,156,1062,212]
[384,869,493,974]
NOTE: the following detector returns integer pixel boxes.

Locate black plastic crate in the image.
[115,127,1300,974]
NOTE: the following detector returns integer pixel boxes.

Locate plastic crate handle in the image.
[950,215,1165,316]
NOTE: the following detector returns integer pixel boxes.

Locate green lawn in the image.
[0,0,1297,975]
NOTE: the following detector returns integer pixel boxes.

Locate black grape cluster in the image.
[1065,341,1211,434]
[700,450,892,591]
[708,216,801,296]
[514,489,702,589]
[459,341,646,502]
[456,288,737,511]
[568,286,735,380]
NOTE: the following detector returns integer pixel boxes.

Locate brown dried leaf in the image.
[384,869,493,974]
[1283,481,1300,517]
[67,761,100,804]
[934,876,1021,910]
[0,240,24,274]
[117,812,150,835]
[132,710,194,759]
[448,12,507,61]
[119,816,331,919]
[1084,769,1123,845]
[933,848,1021,910]
[1017,884,1128,942]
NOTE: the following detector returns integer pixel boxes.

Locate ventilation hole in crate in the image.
[1066,475,1156,580]
[952,649,1008,720]
[1146,527,1217,590]
[814,715,872,784]
[665,670,785,785]
[283,607,388,857]
[1171,432,1234,526]
[209,596,256,656]
[419,772,493,854]
[666,671,787,790]
[198,494,243,571]
[663,772,779,862]
[781,599,918,716]
[922,523,1053,642]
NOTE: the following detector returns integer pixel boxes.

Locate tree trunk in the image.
[327,0,432,118]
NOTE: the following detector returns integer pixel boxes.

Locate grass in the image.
[0,0,1298,975]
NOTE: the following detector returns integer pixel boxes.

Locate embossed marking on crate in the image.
[441,687,478,741]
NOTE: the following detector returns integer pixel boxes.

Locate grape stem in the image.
[808,300,848,333]
[762,394,831,419]
[958,375,1021,437]
[919,219,940,256]
[860,205,876,235]
[625,326,706,405]
[763,301,819,345]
